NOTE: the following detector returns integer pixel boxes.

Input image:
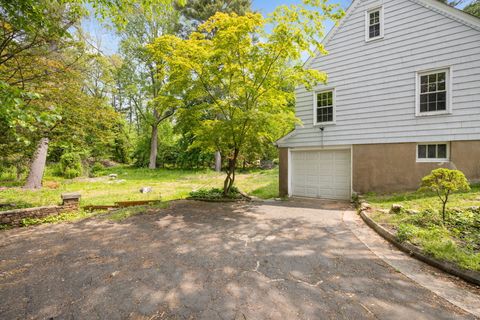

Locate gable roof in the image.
[304,0,480,69]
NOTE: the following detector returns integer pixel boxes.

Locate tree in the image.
[149,1,344,195]
[177,0,253,172]
[419,168,470,222]
[115,3,182,170]
[464,0,480,17]
[178,0,251,37]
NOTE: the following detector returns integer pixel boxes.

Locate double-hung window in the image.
[315,90,334,125]
[366,7,383,41]
[417,143,449,162]
[416,68,450,115]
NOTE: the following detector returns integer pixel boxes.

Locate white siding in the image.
[279,0,480,148]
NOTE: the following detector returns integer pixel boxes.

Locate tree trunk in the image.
[148,123,158,169]
[24,137,49,189]
[223,149,239,195]
[214,151,221,172]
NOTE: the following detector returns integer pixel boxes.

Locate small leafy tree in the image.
[419,168,470,222]
[148,1,344,195]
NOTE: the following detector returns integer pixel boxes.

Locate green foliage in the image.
[20,209,96,227]
[464,0,480,17]
[59,152,83,178]
[369,183,480,271]
[189,186,242,200]
[396,221,479,271]
[148,2,344,193]
[90,162,105,176]
[419,168,470,222]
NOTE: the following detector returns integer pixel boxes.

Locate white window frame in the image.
[416,142,450,163]
[415,67,452,117]
[313,88,336,126]
[365,6,384,42]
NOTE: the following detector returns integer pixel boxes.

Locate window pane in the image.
[437,144,447,158]
[428,83,436,92]
[428,74,437,83]
[437,92,446,102]
[418,145,427,158]
[421,76,428,84]
[438,80,446,91]
[427,145,437,158]
[420,103,428,112]
[421,84,428,93]
[437,72,445,82]
[437,101,446,110]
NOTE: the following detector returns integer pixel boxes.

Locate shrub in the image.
[419,168,470,223]
[90,162,105,176]
[59,152,83,178]
[189,186,242,200]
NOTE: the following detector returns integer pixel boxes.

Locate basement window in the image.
[417,143,449,162]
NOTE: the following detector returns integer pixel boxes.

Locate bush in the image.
[90,162,105,176]
[64,167,81,179]
[419,168,470,222]
[59,152,83,178]
[189,186,242,200]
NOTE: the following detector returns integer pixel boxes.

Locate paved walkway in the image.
[0,199,476,319]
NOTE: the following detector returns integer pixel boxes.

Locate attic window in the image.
[366,7,383,41]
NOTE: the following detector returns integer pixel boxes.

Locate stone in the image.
[140,187,152,193]
[61,192,81,200]
[109,173,118,179]
[359,202,371,211]
[389,204,403,214]
[406,209,420,215]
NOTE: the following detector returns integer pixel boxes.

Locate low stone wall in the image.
[0,193,80,227]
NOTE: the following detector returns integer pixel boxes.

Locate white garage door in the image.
[291,149,351,200]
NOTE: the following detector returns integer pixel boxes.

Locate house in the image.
[277,0,480,199]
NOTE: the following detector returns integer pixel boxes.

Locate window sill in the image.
[415,110,451,117]
[416,159,449,163]
[365,36,384,43]
[313,122,336,127]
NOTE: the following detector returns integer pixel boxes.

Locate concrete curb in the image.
[359,210,480,287]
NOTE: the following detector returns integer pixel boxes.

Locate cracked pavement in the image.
[0,199,476,319]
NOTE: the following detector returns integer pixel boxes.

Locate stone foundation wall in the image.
[0,193,80,227]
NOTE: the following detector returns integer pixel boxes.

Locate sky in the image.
[82,0,353,55]
[82,0,473,55]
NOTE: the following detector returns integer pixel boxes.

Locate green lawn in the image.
[0,166,279,210]
[365,185,480,271]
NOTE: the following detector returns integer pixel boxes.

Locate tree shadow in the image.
[0,200,474,319]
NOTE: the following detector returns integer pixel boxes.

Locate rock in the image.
[260,160,274,169]
[406,209,420,215]
[108,173,117,179]
[389,204,403,214]
[359,202,371,211]
[140,187,152,193]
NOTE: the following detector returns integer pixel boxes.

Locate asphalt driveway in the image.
[0,199,475,319]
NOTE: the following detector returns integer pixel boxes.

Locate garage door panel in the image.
[291,149,351,200]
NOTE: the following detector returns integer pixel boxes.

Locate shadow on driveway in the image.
[0,199,474,319]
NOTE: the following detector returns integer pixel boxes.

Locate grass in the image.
[0,166,279,210]
[365,185,480,271]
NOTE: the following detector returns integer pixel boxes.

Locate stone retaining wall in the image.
[0,193,80,227]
